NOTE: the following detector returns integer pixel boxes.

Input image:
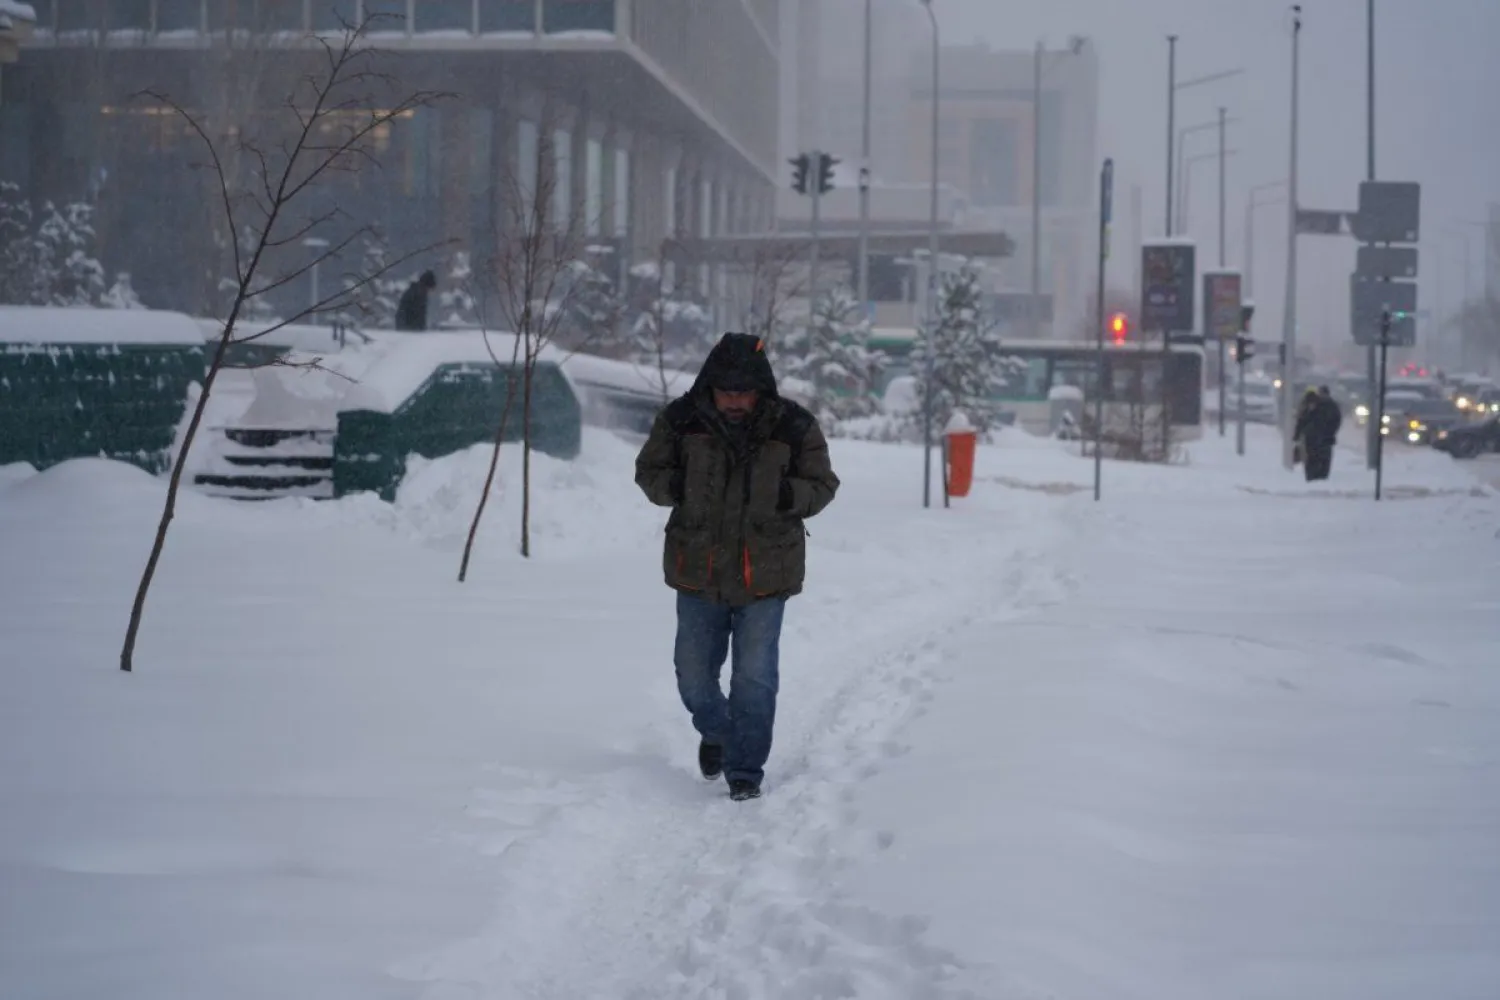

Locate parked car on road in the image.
[1433,415,1500,459]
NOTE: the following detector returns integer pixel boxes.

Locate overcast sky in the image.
[930,0,1499,359]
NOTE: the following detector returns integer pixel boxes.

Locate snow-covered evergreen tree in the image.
[437,251,479,327]
[625,260,713,369]
[775,287,885,424]
[337,233,403,329]
[0,183,110,308]
[907,261,1026,436]
[564,256,626,347]
[101,272,146,309]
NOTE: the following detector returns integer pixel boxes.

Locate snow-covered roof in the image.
[0,2,37,30]
[340,330,563,414]
[0,306,205,346]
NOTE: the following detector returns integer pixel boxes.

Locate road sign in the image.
[1140,240,1195,332]
[1354,181,1420,243]
[1202,270,1242,341]
[1356,244,1418,280]
[1350,274,1417,346]
[1296,208,1357,236]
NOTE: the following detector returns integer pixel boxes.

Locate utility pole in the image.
[921,0,940,509]
[1365,0,1380,469]
[1280,5,1302,470]
[1165,35,1177,237]
[1094,158,1113,502]
[1217,105,1228,435]
[1030,38,1044,339]
[857,0,873,314]
[809,149,823,318]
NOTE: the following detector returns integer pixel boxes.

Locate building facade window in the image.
[551,128,572,229]
[970,117,1019,207]
[417,0,475,32]
[664,165,676,236]
[108,0,152,30]
[311,0,359,32]
[209,0,303,32]
[612,147,629,238]
[362,0,409,30]
[478,0,535,33]
[542,0,613,34]
[584,137,603,237]
[517,118,539,217]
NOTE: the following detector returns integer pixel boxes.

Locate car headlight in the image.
[1381,413,1391,424]
[1355,404,1370,417]
[1438,430,1449,440]
[1407,431,1421,443]
[1409,419,1425,430]
[1273,378,1283,389]
[1457,397,1471,409]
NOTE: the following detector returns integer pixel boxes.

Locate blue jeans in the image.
[674,592,787,785]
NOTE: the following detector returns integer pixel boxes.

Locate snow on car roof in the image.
[0,306,206,346]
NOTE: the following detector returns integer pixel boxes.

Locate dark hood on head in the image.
[690,332,779,399]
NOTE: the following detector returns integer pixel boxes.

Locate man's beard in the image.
[721,407,751,423]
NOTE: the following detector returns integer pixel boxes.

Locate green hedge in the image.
[0,343,206,473]
[333,360,581,501]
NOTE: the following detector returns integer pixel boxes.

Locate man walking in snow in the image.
[635,333,840,801]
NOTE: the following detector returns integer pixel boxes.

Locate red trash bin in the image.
[944,411,978,498]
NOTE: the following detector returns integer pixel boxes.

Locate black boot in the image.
[728,779,761,801]
[698,741,724,780]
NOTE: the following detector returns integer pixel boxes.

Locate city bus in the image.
[867,329,1205,439]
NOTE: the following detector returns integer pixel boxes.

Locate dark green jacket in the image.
[634,345,839,605]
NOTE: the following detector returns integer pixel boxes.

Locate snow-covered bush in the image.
[437,251,479,327]
[625,260,713,369]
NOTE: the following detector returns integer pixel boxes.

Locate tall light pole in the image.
[1028,35,1085,340]
[1217,106,1228,267]
[1166,54,1244,237]
[1365,0,1379,468]
[1180,146,1237,235]
[1280,4,1302,470]
[857,0,873,313]
[1175,114,1239,227]
[1165,35,1177,236]
[921,0,940,509]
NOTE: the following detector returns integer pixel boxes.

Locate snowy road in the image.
[2,425,1497,999]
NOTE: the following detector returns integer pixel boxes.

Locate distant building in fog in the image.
[909,39,1099,340]
[0,0,782,318]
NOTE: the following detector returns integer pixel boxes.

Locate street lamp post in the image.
[1174,115,1238,227]
[1028,35,1085,340]
[921,0,940,509]
[1166,58,1245,236]
[857,0,873,313]
[303,236,330,313]
[1181,147,1237,234]
[1280,5,1303,470]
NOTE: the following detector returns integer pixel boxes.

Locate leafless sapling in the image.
[118,17,453,672]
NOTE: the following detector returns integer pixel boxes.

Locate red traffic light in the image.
[1109,312,1129,344]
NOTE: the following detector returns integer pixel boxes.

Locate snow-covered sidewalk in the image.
[1,424,1496,999]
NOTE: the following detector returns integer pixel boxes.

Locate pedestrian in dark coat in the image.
[634,333,840,801]
[1295,385,1343,481]
[395,270,437,331]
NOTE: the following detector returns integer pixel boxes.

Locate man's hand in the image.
[777,477,795,512]
[671,470,686,506]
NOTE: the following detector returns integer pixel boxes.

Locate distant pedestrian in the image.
[634,333,840,801]
[395,270,437,331]
[1295,385,1343,482]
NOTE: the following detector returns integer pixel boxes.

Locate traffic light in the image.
[790,154,810,195]
[1233,334,1255,364]
[817,152,838,195]
[1240,303,1255,332]
[1109,311,1129,344]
